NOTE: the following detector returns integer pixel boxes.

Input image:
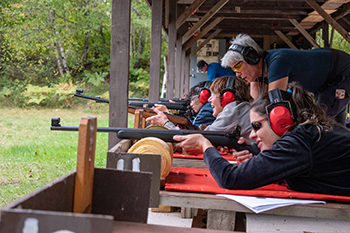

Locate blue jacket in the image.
[207,63,235,81]
[192,102,215,127]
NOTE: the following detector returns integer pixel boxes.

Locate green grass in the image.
[0,106,134,207]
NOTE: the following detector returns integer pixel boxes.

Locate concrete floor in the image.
[147,209,193,228]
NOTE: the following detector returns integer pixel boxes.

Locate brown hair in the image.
[210,76,252,106]
[250,81,339,134]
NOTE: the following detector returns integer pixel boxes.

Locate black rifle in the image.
[74,89,191,117]
[51,118,260,155]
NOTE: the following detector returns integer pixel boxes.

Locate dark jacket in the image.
[192,102,215,127]
[204,124,350,196]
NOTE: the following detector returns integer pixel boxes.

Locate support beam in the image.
[330,27,335,48]
[185,17,224,51]
[274,30,297,49]
[190,29,222,57]
[182,0,229,43]
[149,0,163,102]
[167,0,177,99]
[305,0,350,44]
[176,0,206,29]
[109,0,131,149]
[322,22,329,47]
[175,5,187,98]
[289,18,320,48]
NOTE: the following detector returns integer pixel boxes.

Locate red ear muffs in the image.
[199,88,210,104]
[221,91,236,108]
[268,105,294,136]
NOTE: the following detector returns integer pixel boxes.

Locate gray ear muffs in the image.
[229,44,261,65]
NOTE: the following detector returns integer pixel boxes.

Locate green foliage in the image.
[21,82,77,108]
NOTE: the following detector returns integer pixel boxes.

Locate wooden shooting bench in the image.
[0,116,229,233]
[108,139,350,232]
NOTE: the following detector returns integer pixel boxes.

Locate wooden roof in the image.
[146,0,350,44]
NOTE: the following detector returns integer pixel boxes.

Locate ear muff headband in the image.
[229,44,261,65]
[220,76,236,108]
[198,82,211,104]
[266,89,294,136]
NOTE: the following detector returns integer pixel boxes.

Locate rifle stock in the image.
[51,118,260,155]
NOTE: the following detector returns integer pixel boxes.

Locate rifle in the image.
[127,105,198,130]
[74,89,192,118]
[51,118,260,155]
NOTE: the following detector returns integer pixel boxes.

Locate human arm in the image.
[173,134,214,155]
[145,107,169,126]
[268,76,289,92]
[203,128,313,190]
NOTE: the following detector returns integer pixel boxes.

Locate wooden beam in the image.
[289,18,320,48]
[322,22,329,47]
[175,5,187,98]
[330,27,335,48]
[149,0,163,102]
[190,29,222,57]
[165,0,169,29]
[176,0,206,29]
[167,0,177,99]
[185,17,224,50]
[109,0,131,149]
[305,0,350,44]
[182,0,229,43]
[274,30,297,49]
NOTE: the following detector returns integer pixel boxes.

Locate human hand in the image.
[173,134,213,155]
[154,104,169,113]
[232,137,253,164]
[145,107,169,126]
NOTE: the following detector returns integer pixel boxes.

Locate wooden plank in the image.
[289,18,320,48]
[167,0,176,99]
[182,0,229,43]
[190,29,222,57]
[180,46,186,97]
[306,0,350,44]
[92,168,152,223]
[109,0,131,149]
[274,30,298,49]
[185,17,224,51]
[0,208,113,233]
[159,191,350,221]
[149,0,163,102]
[176,0,206,29]
[183,52,190,95]
[112,220,232,233]
[74,117,97,213]
[207,209,236,231]
[134,109,143,128]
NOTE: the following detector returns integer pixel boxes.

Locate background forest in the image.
[0,0,168,108]
[1,0,350,109]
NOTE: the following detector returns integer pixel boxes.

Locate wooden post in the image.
[109,0,131,149]
[322,22,329,47]
[167,0,177,99]
[149,0,163,102]
[73,117,97,214]
[175,5,187,98]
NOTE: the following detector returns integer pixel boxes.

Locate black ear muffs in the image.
[229,44,261,65]
[198,82,211,104]
[220,76,236,108]
[266,89,294,136]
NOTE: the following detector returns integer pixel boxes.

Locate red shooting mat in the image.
[165,167,350,203]
[173,151,236,161]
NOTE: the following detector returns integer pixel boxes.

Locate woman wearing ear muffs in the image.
[173,82,350,196]
[146,76,254,142]
[221,33,350,127]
